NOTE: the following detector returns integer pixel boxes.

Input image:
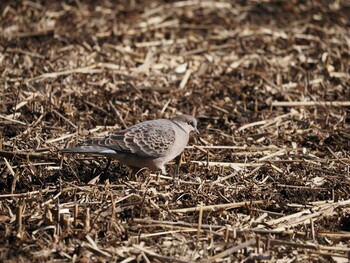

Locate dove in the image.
[60,114,198,174]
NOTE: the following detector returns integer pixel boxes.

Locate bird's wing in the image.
[88,120,176,158]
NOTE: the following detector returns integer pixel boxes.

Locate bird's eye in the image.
[187,121,193,126]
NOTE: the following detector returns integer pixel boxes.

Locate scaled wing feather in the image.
[89,120,175,158]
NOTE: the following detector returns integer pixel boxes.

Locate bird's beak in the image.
[194,128,200,135]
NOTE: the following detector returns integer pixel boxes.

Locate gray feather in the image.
[59,146,117,155]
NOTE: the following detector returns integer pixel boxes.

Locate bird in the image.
[60,114,199,175]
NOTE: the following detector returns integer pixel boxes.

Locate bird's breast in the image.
[160,131,189,164]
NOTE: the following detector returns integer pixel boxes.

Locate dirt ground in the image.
[1,0,350,262]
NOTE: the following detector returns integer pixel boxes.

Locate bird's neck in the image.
[171,121,187,133]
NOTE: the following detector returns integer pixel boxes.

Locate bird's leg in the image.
[174,153,184,181]
[160,166,167,176]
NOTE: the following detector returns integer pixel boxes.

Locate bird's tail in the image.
[59,145,116,155]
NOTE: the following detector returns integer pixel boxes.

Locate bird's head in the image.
[172,114,199,134]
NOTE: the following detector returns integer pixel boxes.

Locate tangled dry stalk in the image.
[1,0,350,262]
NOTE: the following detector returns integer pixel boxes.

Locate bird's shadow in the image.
[59,157,130,185]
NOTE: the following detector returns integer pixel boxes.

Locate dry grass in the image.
[1,0,350,262]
